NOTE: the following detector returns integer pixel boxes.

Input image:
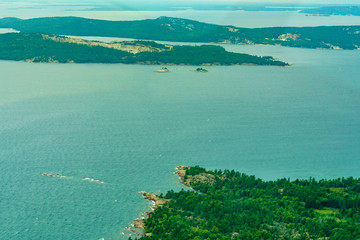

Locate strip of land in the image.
[0,16,359,50]
[133,166,360,239]
[0,33,288,66]
[300,5,360,16]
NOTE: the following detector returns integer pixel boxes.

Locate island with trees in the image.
[132,166,360,239]
[0,16,359,50]
[195,68,209,73]
[0,33,288,66]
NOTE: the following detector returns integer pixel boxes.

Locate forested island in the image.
[133,166,360,240]
[0,33,287,66]
[0,16,359,50]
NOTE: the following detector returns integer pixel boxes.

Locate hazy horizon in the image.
[2,0,360,6]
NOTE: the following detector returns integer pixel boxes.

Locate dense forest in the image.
[0,16,359,49]
[0,33,287,66]
[134,166,360,240]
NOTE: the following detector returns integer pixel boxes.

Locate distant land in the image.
[300,5,360,16]
[0,33,288,66]
[132,166,360,239]
[58,2,360,14]
[0,17,359,50]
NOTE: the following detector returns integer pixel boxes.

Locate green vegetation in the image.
[0,16,359,49]
[136,166,360,239]
[195,68,209,72]
[0,33,288,66]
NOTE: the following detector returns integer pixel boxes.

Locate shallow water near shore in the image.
[1,46,360,239]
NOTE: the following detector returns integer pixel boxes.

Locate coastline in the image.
[175,166,187,184]
[128,166,360,239]
[0,33,290,67]
[131,166,187,235]
[17,59,287,66]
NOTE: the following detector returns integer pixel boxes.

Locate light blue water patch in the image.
[1,46,360,239]
[0,28,19,34]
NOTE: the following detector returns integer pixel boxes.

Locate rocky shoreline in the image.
[130,192,169,237]
[132,166,187,235]
[175,166,186,184]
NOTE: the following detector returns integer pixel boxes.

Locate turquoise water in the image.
[1,46,360,239]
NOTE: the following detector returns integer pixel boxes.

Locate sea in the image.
[1,8,360,240]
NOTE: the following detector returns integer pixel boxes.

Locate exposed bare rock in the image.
[133,192,169,231]
[277,33,300,41]
[227,27,239,32]
[42,173,62,177]
[186,172,216,186]
[133,219,144,229]
[42,34,171,54]
[176,166,186,182]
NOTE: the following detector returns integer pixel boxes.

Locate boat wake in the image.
[82,178,105,184]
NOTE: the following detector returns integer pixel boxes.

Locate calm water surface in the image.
[1,46,360,239]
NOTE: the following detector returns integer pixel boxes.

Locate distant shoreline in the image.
[0,33,289,66]
[1,16,359,50]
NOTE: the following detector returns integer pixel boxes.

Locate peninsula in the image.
[133,166,360,239]
[0,33,288,66]
[0,16,359,50]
